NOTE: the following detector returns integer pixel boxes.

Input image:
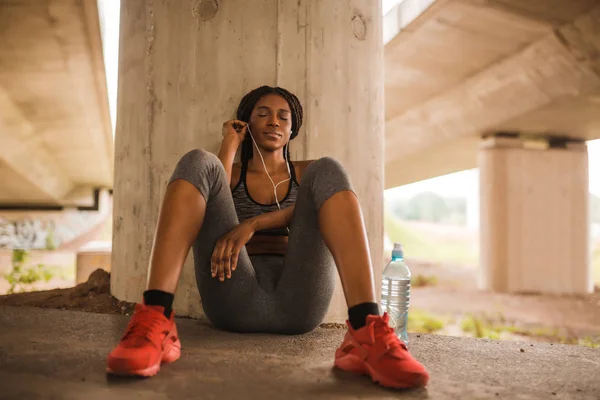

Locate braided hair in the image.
[236,86,303,164]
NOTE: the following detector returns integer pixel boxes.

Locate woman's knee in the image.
[301,157,354,211]
[169,149,226,200]
[303,157,345,179]
[176,149,223,173]
[276,302,330,335]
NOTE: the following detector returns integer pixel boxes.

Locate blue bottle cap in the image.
[392,242,404,258]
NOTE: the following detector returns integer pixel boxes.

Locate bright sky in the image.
[382,0,403,15]
[97,0,120,135]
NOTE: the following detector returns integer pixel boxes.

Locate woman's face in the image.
[248,94,292,153]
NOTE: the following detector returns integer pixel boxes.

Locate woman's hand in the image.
[221,119,248,147]
[211,219,256,281]
[218,120,249,185]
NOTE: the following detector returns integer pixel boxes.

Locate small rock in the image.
[81,377,86,382]
[417,334,421,338]
[551,392,556,396]
[530,344,533,346]
[520,348,525,352]
[577,389,582,392]
[495,393,499,396]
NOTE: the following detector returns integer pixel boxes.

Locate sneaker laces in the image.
[370,315,408,357]
[122,307,167,346]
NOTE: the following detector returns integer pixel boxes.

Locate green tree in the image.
[391,191,467,224]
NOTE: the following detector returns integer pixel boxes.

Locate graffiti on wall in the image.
[0,218,58,250]
[0,209,110,250]
[0,191,112,251]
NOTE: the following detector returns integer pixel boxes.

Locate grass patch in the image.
[408,309,447,334]
[457,313,599,346]
[460,314,506,340]
[459,313,563,341]
[406,310,597,348]
[3,250,76,294]
[579,337,600,348]
[412,274,438,288]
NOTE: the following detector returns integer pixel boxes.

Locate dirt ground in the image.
[1,264,599,346]
[0,269,135,315]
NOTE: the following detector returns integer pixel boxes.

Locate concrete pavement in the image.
[0,306,598,399]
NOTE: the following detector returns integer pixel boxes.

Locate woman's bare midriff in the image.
[246,235,288,256]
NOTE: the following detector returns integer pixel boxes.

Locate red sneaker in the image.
[106,304,181,377]
[334,313,429,389]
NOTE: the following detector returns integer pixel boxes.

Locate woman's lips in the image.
[263,132,282,139]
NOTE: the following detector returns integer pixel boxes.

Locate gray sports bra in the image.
[231,160,299,236]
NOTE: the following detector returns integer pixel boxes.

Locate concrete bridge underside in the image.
[384,0,600,187]
[0,0,112,208]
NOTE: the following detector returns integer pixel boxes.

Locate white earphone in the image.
[246,124,291,211]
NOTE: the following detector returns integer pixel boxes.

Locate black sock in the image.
[143,290,174,318]
[348,302,380,330]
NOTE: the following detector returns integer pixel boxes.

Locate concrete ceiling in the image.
[0,0,112,207]
[2,0,599,201]
[384,0,600,189]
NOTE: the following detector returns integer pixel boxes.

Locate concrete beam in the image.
[384,4,600,187]
[480,0,600,25]
[81,0,114,180]
[0,88,73,204]
[43,0,114,185]
[385,136,479,188]
[0,0,113,205]
[384,0,553,120]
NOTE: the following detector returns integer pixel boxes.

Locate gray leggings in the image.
[169,149,355,334]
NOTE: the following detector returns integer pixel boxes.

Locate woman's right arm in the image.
[217,120,247,184]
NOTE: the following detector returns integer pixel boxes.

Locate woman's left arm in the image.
[248,204,295,232]
[211,205,295,280]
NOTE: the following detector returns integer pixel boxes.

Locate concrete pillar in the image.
[479,136,591,295]
[111,0,384,321]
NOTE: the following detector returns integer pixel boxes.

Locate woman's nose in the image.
[268,116,280,127]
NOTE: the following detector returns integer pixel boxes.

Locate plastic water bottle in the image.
[380,242,411,345]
